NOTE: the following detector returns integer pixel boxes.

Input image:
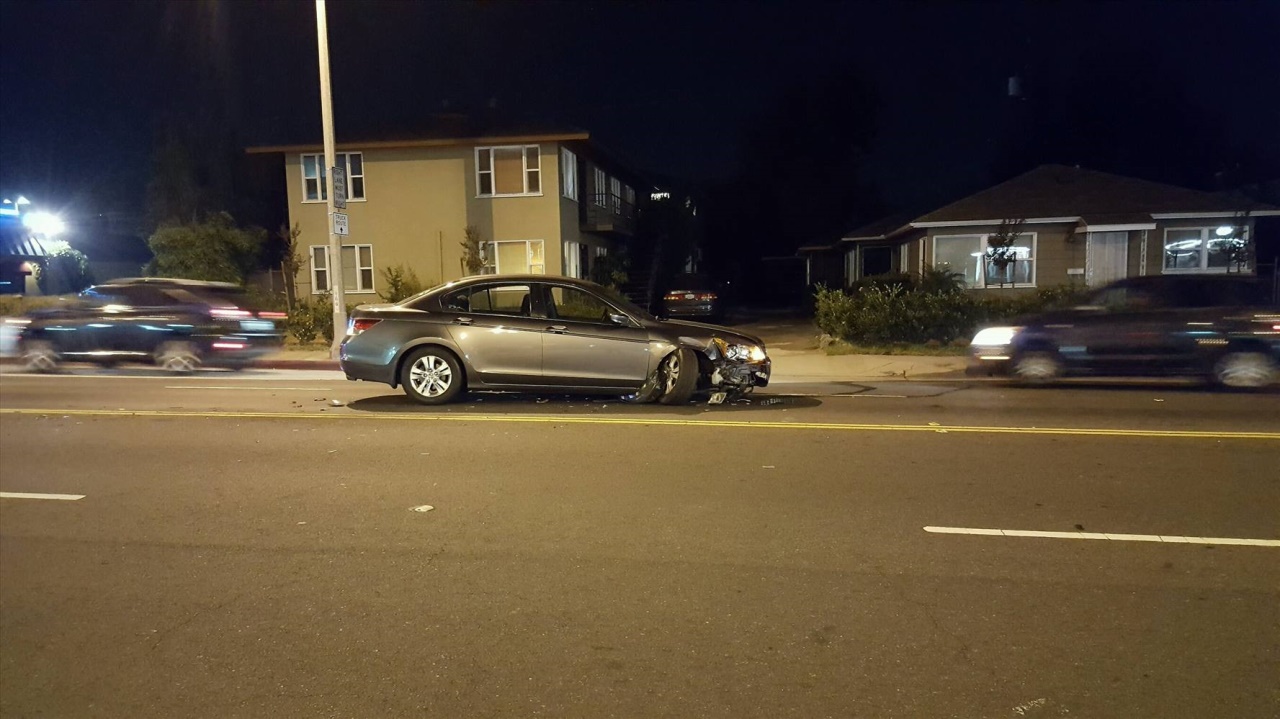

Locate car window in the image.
[549,285,614,323]
[1090,283,1163,311]
[110,285,177,307]
[441,284,532,317]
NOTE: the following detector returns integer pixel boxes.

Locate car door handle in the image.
[547,325,568,334]
[453,317,473,326]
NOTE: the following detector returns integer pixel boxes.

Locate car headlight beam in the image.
[971,326,1022,347]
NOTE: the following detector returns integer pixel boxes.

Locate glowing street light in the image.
[22,211,66,237]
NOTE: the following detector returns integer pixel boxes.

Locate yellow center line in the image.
[1,407,1277,440]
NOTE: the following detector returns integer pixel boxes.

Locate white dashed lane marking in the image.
[925,525,1280,547]
[0,492,86,501]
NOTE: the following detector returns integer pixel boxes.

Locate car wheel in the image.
[22,340,60,373]
[156,341,201,374]
[1012,350,1061,385]
[658,348,699,405]
[400,347,464,405]
[1213,351,1276,389]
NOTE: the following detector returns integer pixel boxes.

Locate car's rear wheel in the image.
[156,341,201,374]
[401,347,464,405]
[22,340,60,373]
[658,348,699,405]
[1213,351,1276,389]
[1012,350,1061,385]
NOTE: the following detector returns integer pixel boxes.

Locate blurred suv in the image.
[969,275,1279,388]
[17,278,285,372]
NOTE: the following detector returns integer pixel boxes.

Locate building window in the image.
[300,152,365,202]
[482,240,545,274]
[623,184,635,209]
[563,240,588,279]
[561,148,578,201]
[1163,227,1248,272]
[933,233,1037,288]
[610,177,622,214]
[476,146,541,197]
[593,167,607,207]
[310,244,375,293]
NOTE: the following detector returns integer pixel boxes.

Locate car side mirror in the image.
[608,313,632,327]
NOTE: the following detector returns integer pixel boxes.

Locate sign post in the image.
[332,165,347,210]
[315,0,346,357]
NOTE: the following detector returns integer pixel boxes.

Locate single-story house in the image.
[804,165,1280,291]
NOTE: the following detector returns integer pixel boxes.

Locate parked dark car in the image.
[18,278,286,372]
[659,273,724,322]
[340,275,770,405]
[968,275,1280,388]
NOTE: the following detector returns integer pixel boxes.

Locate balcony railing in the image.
[582,193,636,236]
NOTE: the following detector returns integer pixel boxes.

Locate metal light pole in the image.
[315,0,347,358]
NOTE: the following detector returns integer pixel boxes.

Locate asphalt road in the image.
[1,370,1278,718]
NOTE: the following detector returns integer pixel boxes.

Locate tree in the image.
[985,218,1027,288]
[146,212,264,284]
[460,225,487,275]
[36,246,93,294]
[277,222,303,310]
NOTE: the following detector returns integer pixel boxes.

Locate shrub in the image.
[378,264,427,303]
[35,246,93,294]
[146,212,264,284]
[0,294,77,317]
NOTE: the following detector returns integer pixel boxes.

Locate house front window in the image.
[300,152,365,202]
[1163,227,1248,272]
[310,244,375,293]
[933,233,1037,288]
[482,240,545,274]
[561,148,578,201]
[563,240,588,278]
[610,177,622,215]
[476,146,541,197]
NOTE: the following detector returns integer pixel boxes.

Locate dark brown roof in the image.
[914,165,1278,224]
[841,214,917,242]
[0,224,52,258]
[246,114,589,154]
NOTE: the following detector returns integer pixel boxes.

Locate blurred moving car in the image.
[660,273,724,322]
[969,275,1280,388]
[17,278,285,372]
[340,275,770,405]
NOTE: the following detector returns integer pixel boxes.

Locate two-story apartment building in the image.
[246,122,645,299]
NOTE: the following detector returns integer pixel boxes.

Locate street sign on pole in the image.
[332,165,347,209]
[332,212,349,236]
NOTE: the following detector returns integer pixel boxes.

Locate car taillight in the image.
[258,311,288,319]
[347,318,381,336]
[695,292,716,301]
[211,307,251,319]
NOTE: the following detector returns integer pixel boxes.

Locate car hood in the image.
[646,318,766,348]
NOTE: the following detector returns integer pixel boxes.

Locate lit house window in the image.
[593,167,607,207]
[482,240,545,274]
[300,153,365,202]
[476,146,541,196]
[933,233,1037,288]
[310,244,375,293]
[1163,227,1248,272]
[561,148,578,201]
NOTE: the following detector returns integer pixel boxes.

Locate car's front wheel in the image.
[657,348,699,405]
[400,347,465,405]
[1213,350,1276,390]
[22,340,60,373]
[156,341,201,374]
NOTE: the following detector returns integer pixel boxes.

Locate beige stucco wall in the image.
[286,143,575,298]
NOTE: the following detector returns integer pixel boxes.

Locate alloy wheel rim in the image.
[1016,355,1057,380]
[1219,354,1274,388]
[411,356,453,397]
[664,353,681,393]
[26,351,56,372]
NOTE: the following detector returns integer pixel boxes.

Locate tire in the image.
[1012,350,1061,385]
[400,347,465,405]
[22,340,60,373]
[155,341,201,374]
[657,347,699,405]
[1213,351,1276,390]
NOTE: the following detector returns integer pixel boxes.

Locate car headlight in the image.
[971,326,1022,346]
[720,341,767,362]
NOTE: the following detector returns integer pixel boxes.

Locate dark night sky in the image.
[3,0,1279,225]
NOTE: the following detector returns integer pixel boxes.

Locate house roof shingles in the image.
[913,165,1278,224]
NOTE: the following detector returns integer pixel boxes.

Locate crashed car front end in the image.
[705,336,771,398]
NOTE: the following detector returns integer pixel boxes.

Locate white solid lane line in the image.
[924,525,1280,547]
[0,492,86,501]
[163,386,335,391]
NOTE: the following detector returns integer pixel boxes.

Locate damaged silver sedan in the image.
[339,275,770,406]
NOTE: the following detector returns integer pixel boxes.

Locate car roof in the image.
[106,277,243,290]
